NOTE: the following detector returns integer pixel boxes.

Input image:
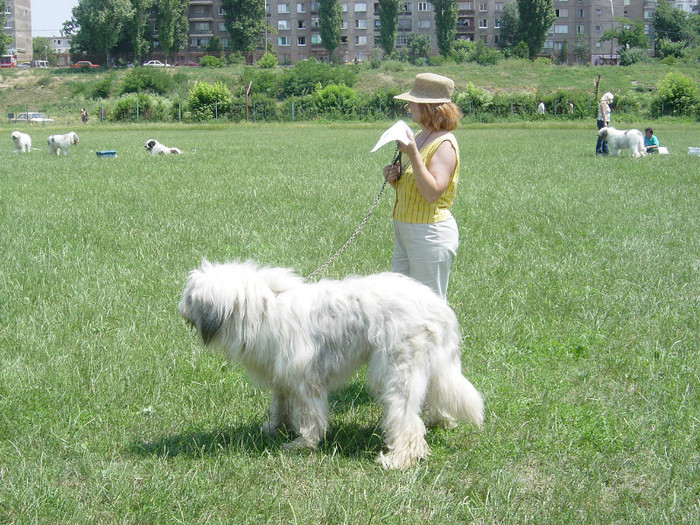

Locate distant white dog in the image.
[11,131,31,153]
[145,139,181,155]
[598,127,646,158]
[178,260,484,469]
[48,132,79,155]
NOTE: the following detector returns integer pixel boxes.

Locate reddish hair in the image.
[420,102,462,132]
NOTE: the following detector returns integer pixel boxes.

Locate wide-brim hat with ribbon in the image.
[394,73,454,104]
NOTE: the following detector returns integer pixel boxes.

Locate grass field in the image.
[1,122,698,523]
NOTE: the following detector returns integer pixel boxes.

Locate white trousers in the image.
[391,218,459,300]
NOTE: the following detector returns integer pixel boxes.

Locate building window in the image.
[311,17,319,28]
[459,2,473,9]
[278,36,290,46]
[554,25,568,34]
[577,25,584,34]
[278,20,290,30]
[543,39,553,49]
[219,6,225,15]
[555,9,568,17]
[342,3,348,12]
[355,19,367,29]
[578,9,584,18]
[478,2,487,12]
[297,36,306,46]
[194,22,210,31]
[495,2,504,12]
[219,22,226,32]
[595,9,602,16]
[418,19,431,29]
[398,18,411,30]
[494,19,500,29]
[402,3,411,13]
[341,20,347,29]
[311,33,322,44]
[297,2,306,12]
[298,20,306,29]
[278,3,290,13]
[595,25,601,32]
[355,35,367,45]
[355,2,367,12]
[221,38,229,48]
[418,2,430,11]
[478,18,487,28]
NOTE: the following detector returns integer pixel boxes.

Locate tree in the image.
[33,37,59,66]
[128,0,154,66]
[405,34,431,65]
[497,2,520,51]
[433,0,457,57]
[601,18,648,50]
[206,36,224,56]
[558,38,568,64]
[65,0,134,65]
[517,0,555,60]
[573,34,589,64]
[319,0,342,62]
[653,0,697,47]
[222,0,265,53]
[0,9,11,55]
[377,0,401,56]
[156,0,189,63]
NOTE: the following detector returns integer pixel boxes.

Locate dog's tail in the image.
[429,341,484,427]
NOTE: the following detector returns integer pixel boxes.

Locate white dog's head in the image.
[68,132,79,145]
[598,127,611,140]
[11,131,22,144]
[145,139,158,152]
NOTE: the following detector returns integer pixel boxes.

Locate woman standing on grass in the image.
[382,73,461,300]
[596,92,614,156]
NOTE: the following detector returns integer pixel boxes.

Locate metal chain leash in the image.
[305,148,401,281]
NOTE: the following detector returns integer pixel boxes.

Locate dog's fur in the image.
[11,131,31,153]
[145,139,181,155]
[47,132,79,155]
[598,127,647,158]
[178,260,484,469]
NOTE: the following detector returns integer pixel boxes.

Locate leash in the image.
[305,147,402,281]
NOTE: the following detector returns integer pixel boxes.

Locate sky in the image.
[32,0,79,37]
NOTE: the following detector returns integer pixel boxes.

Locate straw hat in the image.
[601,92,614,103]
[394,73,454,104]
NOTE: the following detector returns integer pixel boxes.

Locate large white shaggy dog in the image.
[47,132,79,155]
[598,127,647,158]
[178,260,484,469]
[145,139,181,155]
[11,131,31,153]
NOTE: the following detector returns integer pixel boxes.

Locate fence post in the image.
[178,103,181,122]
[215,101,218,119]
[136,100,139,123]
[291,101,295,121]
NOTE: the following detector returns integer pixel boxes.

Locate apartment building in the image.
[162,0,675,66]
[3,0,32,62]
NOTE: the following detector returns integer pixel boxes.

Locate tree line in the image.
[55,0,562,66]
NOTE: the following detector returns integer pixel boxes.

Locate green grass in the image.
[0,122,698,523]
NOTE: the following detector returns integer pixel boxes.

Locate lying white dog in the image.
[48,132,79,155]
[178,260,484,469]
[145,139,181,155]
[598,127,646,158]
[11,131,31,153]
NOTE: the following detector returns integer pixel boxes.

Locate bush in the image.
[121,67,173,95]
[650,72,699,117]
[187,81,233,120]
[199,55,222,68]
[313,83,359,117]
[256,51,278,69]
[277,59,356,97]
[240,68,280,98]
[91,74,115,99]
[109,93,165,122]
[227,52,246,65]
[454,82,493,114]
[619,47,650,66]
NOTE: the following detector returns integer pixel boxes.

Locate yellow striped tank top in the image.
[392,132,459,224]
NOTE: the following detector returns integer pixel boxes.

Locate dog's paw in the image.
[282,437,317,451]
[261,422,279,437]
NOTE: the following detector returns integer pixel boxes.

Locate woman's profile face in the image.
[408,102,423,125]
